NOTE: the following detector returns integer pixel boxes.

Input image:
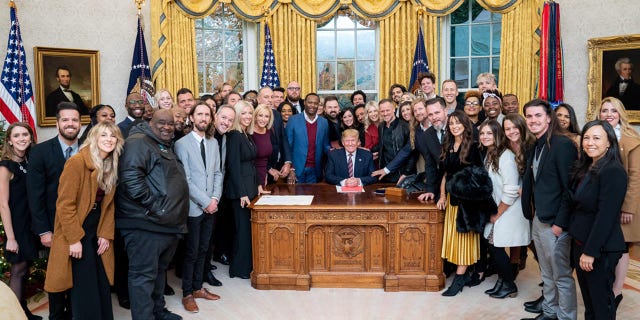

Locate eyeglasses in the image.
[465,101,479,106]
[128,99,144,105]
[287,87,301,91]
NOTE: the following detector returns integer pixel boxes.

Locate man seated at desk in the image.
[325,129,377,186]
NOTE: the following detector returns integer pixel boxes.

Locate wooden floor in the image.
[30,253,640,320]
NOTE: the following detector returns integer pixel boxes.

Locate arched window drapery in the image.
[151,0,541,102]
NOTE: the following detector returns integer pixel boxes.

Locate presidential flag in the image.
[127,15,155,106]
[408,24,430,94]
[260,23,280,88]
[0,2,36,135]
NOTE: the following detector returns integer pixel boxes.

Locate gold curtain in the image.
[263,4,317,91]
[475,0,521,13]
[379,2,442,97]
[151,0,200,96]
[416,0,465,16]
[497,0,543,106]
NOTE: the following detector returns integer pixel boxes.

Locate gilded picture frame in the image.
[34,47,99,126]
[587,34,640,123]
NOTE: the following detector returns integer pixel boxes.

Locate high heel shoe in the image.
[442,274,468,297]
[490,280,518,299]
[484,278,503,295]
[20,300,43,320]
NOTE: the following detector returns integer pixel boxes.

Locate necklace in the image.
[18,159,28,174]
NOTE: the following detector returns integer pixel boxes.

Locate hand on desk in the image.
[371,169,386,180]
[344,177,361,187]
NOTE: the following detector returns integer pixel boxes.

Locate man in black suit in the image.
[605,57,640,110]
[117,92,145,139]
[27,102,81,320]
[45,66,89,116]
[325,129,376,186]
[285,81,304,114]
[521,99,578,320]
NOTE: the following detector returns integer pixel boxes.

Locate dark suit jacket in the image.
[569,162,627,258]
[605,78,640,110]
[27,136,67,235]
[45,87,89,116]
[224,130,258,200]
[324,148,377,186]
[521,134,577,228]
[118,118,134,139]
[271,108,292,167]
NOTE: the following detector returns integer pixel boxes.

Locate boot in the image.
[21,300,43,320]
[466,271,485,287]
[490,280,518,299]
[442,274,467,297]
[484,278,503,295]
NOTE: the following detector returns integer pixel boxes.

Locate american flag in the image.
[408,24,430,94]
[127,15,155,106]
[0,3,36,134]
[260,23,280,88]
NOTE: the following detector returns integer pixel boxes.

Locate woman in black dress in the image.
[0,123,41,319]
[569,120,627,319]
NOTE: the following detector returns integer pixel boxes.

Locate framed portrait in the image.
[34,47,99,126]
[587,34,640,123]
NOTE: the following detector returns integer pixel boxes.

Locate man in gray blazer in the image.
[175,102,224,313]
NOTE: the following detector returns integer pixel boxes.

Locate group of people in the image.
[1,70,638,320]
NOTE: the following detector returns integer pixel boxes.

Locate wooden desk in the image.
[250,184,445,291]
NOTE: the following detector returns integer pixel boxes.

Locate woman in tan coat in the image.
[44,122,124,320]
[598,97,640,307]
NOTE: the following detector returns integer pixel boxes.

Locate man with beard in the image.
[272,87,286,111]
[28,102,81,319]
[116,109,190,320]
[441,80,462,114]
[175,102,223,313]
[207,105,235,278]
[370,99,414,183]
[323,96,341,149]
[286,81,304,113]
[171,107,187,142]
[118,92,145,138]
[389,84,407,104]
[285,93,330,183]
[45,66,89,116]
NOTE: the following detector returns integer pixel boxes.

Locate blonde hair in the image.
[363,101,380,128]
[154,89,174,109]
[231,100,254,133]
[80,122,124,193]
[599,97,640,139]
[248,104,274,134]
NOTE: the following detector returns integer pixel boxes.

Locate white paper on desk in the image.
[254,195,314,205]
[336,185,365,193]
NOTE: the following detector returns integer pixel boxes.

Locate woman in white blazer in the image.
[478,120,531,299]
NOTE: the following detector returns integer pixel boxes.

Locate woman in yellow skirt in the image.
[436,110,484,296]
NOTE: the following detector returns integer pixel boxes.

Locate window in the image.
[316,11,377,108]
[447,0,501,91]
[195,5,245,94]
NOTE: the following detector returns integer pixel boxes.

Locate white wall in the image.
[559,0,640,126]
[0,0,151,141]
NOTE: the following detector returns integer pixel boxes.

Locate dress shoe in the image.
[521,314,557,320]
[193,287,221,300]
[181,295,199,313]
[442,274,468,297]
[164,283,175,296]
[214,254,230,265]
[484,278,503,295]
[118,296,131,310]
[211,264,218,270]
[490,280,517,298]
[524,294,544,308]
[155,308,183,320]
[206,271,223,286]
[466,272,485,287]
